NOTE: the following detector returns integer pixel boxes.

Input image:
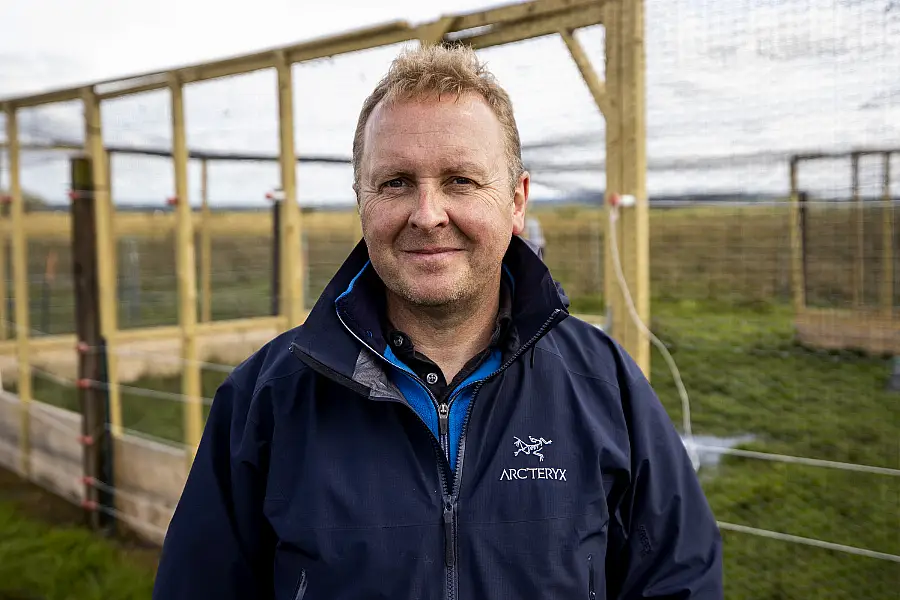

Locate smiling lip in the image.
[404,248,461,255]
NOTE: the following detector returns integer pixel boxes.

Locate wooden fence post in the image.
[5,105,32,476]
[169,76,203,459]
[271,197,281,317]
[852,153,863,307]
[71,155,115,533]
[200,159,212,323]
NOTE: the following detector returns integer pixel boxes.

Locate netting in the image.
[0,0,898,597]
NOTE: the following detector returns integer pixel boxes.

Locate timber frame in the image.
[0,0,649,462]
[790,148,898,355]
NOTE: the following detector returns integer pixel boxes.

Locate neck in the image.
[386,277,501,383]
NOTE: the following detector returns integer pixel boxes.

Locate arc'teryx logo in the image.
[513,436,552,461]
[501,435,567,481]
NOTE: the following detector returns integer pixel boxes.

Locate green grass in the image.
[3,204,898,598]
[9,297,898,598]
[0,468,157,600]
[647,300,899,599]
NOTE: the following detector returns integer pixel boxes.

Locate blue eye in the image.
[452,177,473,185]
[385,179,404,188]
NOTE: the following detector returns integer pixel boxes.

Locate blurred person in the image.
[153,43,722,600]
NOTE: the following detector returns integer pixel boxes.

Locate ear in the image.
[510,170,530,236]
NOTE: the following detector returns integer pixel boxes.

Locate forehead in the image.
[361,92,506,173]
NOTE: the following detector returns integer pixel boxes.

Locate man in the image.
[153,44,723,599]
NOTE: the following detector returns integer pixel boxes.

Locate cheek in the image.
[361,198,407,238]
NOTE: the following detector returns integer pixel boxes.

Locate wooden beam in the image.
[169,77,203,458]
[459,4,604,50]
[452,0,599,31]
[882,152,894,316]
[82,90,122,438]
[275,52,305,327]
[200,159,212,323]
[789,158,806,313]
[418,16,458,45]
[5,105,32,475]
[559,28,611,118]
[604,0,650,376]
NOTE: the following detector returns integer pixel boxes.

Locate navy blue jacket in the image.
[153,236,723,600]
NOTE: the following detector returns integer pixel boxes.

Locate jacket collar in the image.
[291,235,569,385]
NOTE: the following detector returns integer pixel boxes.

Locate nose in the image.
[408,183,449,231]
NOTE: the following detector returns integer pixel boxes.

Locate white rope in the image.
[695,444,900,477]
[718,521,900,563]
[608,203,700,470]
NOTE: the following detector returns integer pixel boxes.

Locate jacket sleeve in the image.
[607,351,724,599]
[153,374,275,599]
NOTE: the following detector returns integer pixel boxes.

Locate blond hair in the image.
[352,43,524,190]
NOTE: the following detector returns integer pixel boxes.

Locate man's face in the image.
[356,92,529,308]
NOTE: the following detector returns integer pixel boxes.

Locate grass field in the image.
[0,467,157,600]
[2,204,899,598]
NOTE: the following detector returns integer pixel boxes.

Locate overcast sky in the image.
[0,0,499,97]
[1,0,898,206]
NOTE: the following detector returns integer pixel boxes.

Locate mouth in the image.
[403,247,462,255]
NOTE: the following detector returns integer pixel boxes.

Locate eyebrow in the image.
[367,161,492,183]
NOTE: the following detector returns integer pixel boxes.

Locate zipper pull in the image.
[443,501,456,567]
[438,403,449,437]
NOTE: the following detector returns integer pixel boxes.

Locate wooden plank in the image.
[275,52,305,327]
[560,28,611,119]
[169,77,203,458]
[461,4,604,50]
[452,0,599,31]
[796,308,900,355]
[5,106,32,475]
[83,90,122,438]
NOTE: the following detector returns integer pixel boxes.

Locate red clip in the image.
[68,190,79,201]
[265,192,274,200]
[76,341,90,354]
[80,475,94,486]
[167,196,178,206]
[608,193,621,207]
[77,434,95,446]
[81,499,98,511]
[76,378,91,390]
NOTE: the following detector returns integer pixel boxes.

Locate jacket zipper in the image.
[588,554,596,600]
[328,306,566,600]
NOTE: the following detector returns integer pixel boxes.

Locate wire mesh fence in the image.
[0,0,898,598]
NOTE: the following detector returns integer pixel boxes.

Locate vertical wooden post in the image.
[0,148,7,341]
[852,153,863,307]
[275,52,305,326]
[200,159,212,323]
[170,77,203,458]
[271,198,281,316]
[5,105,31,475]
[82,89,122,438]
[603,0,650,376]
[71,155,112,531]
[882,152,894,315]
[789,158,806,313]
